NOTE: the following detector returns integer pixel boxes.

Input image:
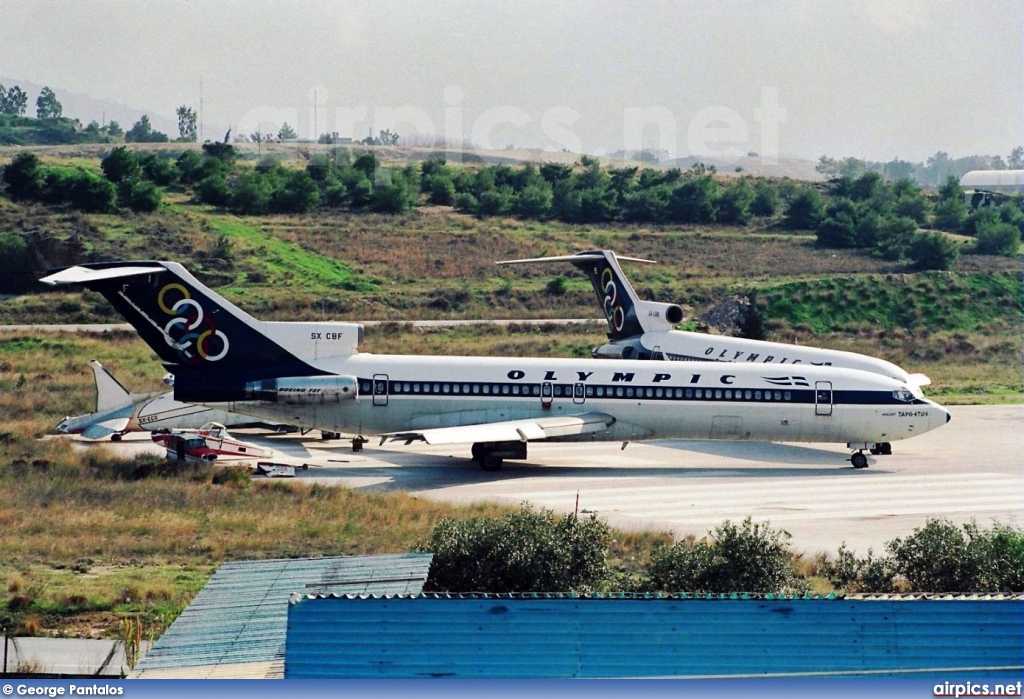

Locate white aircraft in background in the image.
[56,360,293,440]
[42,261,950,470]
[498,250,930,391]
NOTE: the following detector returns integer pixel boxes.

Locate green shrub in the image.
[2,152,45,200]
[101,146,141,183]
[888,519,1024,593]
[783,187,825,230]
[424,505,612,593]
[907,231,959,271]
[647,518,799,593]
[972,220,1021,256]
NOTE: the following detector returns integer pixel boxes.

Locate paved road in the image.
[110,403,1016,556]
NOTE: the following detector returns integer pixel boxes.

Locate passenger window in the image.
[532,385,540,396]
[443,384,450,393]
[616,387,624,397]
[586,386,594,397]
[413,383,421,393]
[433,383,441,393]
[472,384,480,394]
[361,381,371,392]
[695,389,702,398]
[513,385,521,395]
[745,390,752,400]
[714,389,722,399]
[656,388,663,398]
[463,384,470,394]
[626,388,634,398]
[784,391,791,401]
[483,385,490,394]
[755,390,762,400]
[774,391,782,401]
[502,385,510,395]
[725,390,732,399]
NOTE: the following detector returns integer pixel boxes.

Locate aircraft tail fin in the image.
[41,262,362,399]
[89,360,132,413]
[497,250,683,340]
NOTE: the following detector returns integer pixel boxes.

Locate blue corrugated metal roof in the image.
[135,553,432,675]
[285,594,1024,679]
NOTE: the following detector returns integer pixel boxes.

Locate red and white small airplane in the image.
[151,422,274,463]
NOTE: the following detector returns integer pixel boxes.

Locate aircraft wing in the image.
[80,418,132,440]
[380,412,616,446]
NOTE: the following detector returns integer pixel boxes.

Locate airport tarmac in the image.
[78,404,1022,555]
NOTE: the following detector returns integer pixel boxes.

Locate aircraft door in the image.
[815,381,833,416]
[541,381,553,409]
[573,382,586,405]
[373,374,389,407]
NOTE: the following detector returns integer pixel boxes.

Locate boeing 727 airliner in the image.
[42,261,950,470]
[498,250,930,391]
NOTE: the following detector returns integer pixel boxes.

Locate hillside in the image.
[0,147,1020,401]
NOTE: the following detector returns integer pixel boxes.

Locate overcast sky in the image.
[2,0,1020,162]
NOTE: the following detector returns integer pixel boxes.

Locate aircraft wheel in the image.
[851,452,869,469]
[111,434,122,442]
[471,443,484,461]
[479,452,503,472]
[880,442,892,455]
[869,445,881,455]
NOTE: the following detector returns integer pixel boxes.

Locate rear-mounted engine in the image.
[245,375,359,404]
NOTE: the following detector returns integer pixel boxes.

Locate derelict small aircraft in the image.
[498,250,930,393]
[151,422,274,463]
[42,261,950,470]
[56,360,290,440]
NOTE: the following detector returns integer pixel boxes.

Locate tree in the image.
[125,115,168,143]
[424,505,612,593]
[907,231,959,271]
[176,105,198,142]
[750,180,780,217]
[2,152,45,200]
[361,128,399,146]
[716,180,755,225]
[972,220,1021,257]
[35,86,62,119]
[782,187,825,230]
[0,233,35,293]
[101,146,142,183]
[1008,146,1024,170]
[106,120,123,137]
[277,122,297,140]
[1,85,28,115]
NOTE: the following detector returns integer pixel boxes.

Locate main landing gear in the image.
[471,441,528,472]
[848,442,892,469]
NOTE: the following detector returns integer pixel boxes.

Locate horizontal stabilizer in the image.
[381,412,616,446]
[496,253,656,266]
[40,264,166,286]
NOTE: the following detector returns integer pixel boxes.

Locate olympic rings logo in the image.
[157,283,230,363]
[600,267,626,332]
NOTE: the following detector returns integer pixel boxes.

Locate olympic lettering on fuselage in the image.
[157,283,230,364]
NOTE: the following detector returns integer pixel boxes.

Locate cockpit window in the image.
[892,389,915,402]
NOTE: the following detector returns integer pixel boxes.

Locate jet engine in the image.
[245,375,359,404]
